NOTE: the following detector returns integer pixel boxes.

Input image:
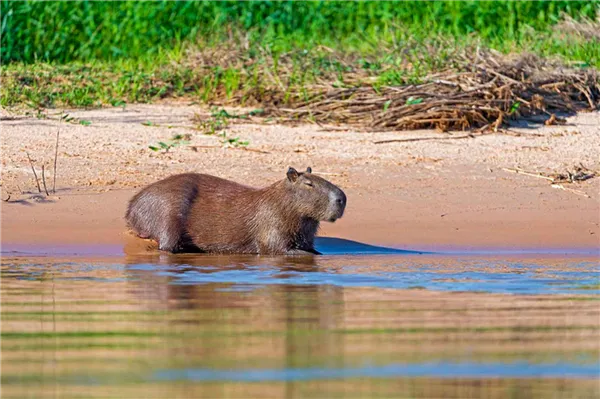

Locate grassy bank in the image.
[1,1,599,115]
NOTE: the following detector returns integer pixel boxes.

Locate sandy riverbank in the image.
[1,104,599,253]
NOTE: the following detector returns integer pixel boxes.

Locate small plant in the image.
[110,99,126,108]
[56,114,90,126]
[199,109,254,148]
[509,101,521,114]
[219,131,249,148]
[141,120,156,126]
[35,109,47,119]
[198,108,265,134]
[192,109,252,149]
[211,108,234,119]
[211,107,264,120]
[149,134,190,153]
[199,117,228,135]
[405,96,423,105]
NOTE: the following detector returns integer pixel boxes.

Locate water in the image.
[1,243,599,399]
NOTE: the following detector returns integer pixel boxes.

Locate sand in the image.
[1,104,599,253]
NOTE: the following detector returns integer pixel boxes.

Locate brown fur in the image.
[125,167,346,254]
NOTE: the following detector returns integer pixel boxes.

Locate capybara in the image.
[125,167,346,255]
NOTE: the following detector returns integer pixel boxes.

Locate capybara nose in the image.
[335,191,347,207]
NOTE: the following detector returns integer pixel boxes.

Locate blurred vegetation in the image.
[1,1,598,108]
[2,0,599,64]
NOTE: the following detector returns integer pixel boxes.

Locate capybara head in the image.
[285,167,347,222]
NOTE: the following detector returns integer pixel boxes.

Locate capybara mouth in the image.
[326,209,344,222]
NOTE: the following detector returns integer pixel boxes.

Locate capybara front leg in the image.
[158,236,179,252]
[157,226,182,253]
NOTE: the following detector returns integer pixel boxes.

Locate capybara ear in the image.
[287,167,299,182]
[306,167,312,174]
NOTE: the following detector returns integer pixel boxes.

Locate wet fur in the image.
[125,170,346,254]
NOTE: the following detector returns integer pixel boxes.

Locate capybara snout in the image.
[327,187,347,221]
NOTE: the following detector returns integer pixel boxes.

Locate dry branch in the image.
[41,165,49,196]
[26,152,42,193]
[551,184,591,198]
[374,134,474,144]
[503,166,597,198]
[264,51,598,132]
[502,168,555,181]
[53,123,60,194]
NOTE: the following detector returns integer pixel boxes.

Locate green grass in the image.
[1,1,598,109]
[2,32,597,110]
[2,1,598,64]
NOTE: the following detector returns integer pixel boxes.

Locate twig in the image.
[316,126,350,132]
[314,172,343,176]
[485,68,523,86]
[502,168,554,181]
[41,164,50,196]
[551,184,591,198]
[374,134,473,144]
[240,147,270,154]
[26,152,42,193]
[53,121,60,194]
[189,145,221,152]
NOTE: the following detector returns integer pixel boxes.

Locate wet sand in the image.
[1,104,599,252]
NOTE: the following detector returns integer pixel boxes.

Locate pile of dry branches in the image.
[268,50,599,132]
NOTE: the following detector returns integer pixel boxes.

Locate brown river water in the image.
[1,241,599,398]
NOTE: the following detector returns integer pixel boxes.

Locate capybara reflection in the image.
[125,167,346,254]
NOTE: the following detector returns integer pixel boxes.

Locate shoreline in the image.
[2,104,599,255]
[2,185,599,256]
[3,242,599,258]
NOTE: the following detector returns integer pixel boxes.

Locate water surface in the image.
[1,250,599,398]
